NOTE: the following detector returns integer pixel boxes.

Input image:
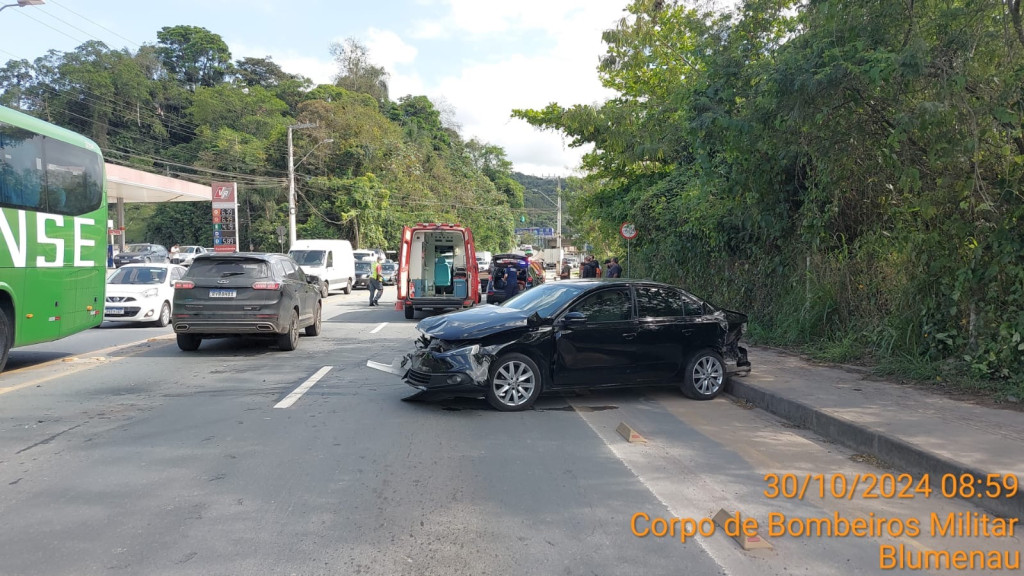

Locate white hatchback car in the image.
[104,263,187,326]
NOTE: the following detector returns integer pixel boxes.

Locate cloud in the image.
[364,28,418,72]
[414,1,623,175]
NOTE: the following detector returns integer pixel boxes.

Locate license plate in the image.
[209,289,236,298]
[106,307,124,315]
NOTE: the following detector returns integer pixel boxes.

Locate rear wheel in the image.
[278,309,299,351]
[486,353,542,411]
[343,280,352,295]
[404,306,414,320]
[176,333,201,351]
[0,310,12,373]
[305,302,322,336]
[681,349,725,400]
[155,302,171,327]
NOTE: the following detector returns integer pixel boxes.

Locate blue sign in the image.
[514,227,555,238]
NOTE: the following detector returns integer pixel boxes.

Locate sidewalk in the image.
[727,346,1024,520]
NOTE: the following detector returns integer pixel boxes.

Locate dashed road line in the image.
[370,322,388,334]
[274,366,333,408]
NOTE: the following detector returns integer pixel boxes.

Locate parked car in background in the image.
[171,252,322,352]
[388,279,750,411]
[113,243,169,267]
[381,261,398,285]
[484,253,545,304]
[104,263,187,326]
[353,259,372,289]
[170,245,208,266]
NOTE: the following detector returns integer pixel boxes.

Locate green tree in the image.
[156,25,232,90]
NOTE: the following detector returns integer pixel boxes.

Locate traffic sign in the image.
[620,222,638,240]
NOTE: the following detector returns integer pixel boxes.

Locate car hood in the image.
[416,305,533,340]
[106,284,165,296]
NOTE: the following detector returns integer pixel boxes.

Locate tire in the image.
[485,353,542,411]
[305,302,322,336]
[681,349,725,400]
[155,302,171,327]
[404,306,414,320]
[343,280,352,295]
[0,310,12,373]
[278,309,299,351]
[320,281,329,298]
[176,333,201,351]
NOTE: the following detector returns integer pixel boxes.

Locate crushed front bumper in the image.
[367,345,493,395]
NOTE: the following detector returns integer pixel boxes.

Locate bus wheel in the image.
[0,311,11,373]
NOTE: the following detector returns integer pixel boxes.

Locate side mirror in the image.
[560,311,586,328]
[306,274,321,285]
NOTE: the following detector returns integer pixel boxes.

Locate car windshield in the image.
[187,258,270,279]
[500,282,590,318]
[108,267,167,285]
[353,251,373,261]
[183,246,199,254]
[289,250,326,266]
[355,261,371,273]
[123,244,151,253]
[382,263,397,273]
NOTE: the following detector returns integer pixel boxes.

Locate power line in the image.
[47,0,143,49]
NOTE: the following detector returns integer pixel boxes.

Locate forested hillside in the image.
[514,0,1024,393]
[0,29,521,253]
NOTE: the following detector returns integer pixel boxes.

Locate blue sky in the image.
[0,0,656,176]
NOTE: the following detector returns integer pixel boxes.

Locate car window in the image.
[570,288,633,323]
[326,252,334,267]
[187,258,270,279]
[501,282,589,317]
[680,293,704,316]
[355,261,371,273]
[282,260,305,281]
[636,286,686,318]
[108,266,167,285]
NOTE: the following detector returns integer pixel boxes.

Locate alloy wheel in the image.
[491,360,536,408]
[691,355,724,395]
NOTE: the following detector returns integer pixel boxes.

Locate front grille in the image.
[106,296,137,303]
[406,370,434,386]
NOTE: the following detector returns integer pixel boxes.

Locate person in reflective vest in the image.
[369,256,384,306]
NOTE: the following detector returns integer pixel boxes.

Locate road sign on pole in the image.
[620,223,637,277]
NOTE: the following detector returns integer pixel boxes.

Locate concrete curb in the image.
[726,376,1023,520]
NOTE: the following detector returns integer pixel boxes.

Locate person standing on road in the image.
[580,256,598,278]
[560,259,571,280]
[368,256,384,306]
[607,257,622,278]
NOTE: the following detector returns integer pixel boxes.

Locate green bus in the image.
[0,104,107,373]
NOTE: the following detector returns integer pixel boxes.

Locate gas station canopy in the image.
[105,163,211,203]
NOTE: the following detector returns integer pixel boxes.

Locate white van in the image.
[288,240,355,297]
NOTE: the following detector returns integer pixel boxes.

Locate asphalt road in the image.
[0,289,1017,575]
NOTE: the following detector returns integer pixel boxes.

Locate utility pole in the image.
[556,177,562,253]
[287,122,317,249]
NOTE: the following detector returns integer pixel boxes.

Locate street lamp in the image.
[287,122,330,249]
[0,0,44,12]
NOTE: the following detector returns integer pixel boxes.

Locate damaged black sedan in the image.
[383,279,750,411]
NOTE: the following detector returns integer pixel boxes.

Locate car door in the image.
[282,260,316,323]
[552,287,639,388]
[632,285,696,383]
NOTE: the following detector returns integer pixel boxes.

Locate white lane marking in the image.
[370,322,388,334]
[274,366,333,408]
